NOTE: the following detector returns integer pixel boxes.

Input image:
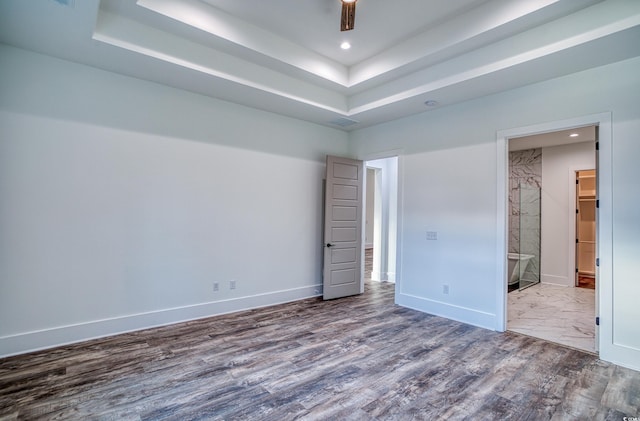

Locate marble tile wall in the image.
[509,149,541,284]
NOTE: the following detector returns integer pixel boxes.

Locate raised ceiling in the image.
[198,0,490,66]
[1,0,640,130]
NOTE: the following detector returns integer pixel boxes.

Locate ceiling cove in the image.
[1,0,640,130]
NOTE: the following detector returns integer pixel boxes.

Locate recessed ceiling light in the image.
[570,133,579,137]
[340,42,351,50]
[424,100,439,107]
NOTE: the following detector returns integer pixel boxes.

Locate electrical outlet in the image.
[213,282,219,292]
[443,284,449,294]
[229,280,236,290]
[427,231,438,240]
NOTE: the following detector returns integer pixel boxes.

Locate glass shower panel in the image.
[519,183,541,290]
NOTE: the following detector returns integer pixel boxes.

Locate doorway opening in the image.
[576,169,597,290]
[364,156,398,285]
[322,154,399,300]
[503,124,598,353]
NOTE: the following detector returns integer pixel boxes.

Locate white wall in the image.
[611,108,640,355]
[2,42,640,372]
[365,168,375,248]
[349,56,640,371]
[540,142,596,287]
[0,45,349,357]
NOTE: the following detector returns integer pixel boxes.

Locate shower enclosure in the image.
[514,183,541,290]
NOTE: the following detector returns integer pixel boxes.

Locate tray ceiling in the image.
[1,0,639,130]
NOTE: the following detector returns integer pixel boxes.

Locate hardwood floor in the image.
[365,247,373,279]
[577,275,596,289]
[1,281,639,420]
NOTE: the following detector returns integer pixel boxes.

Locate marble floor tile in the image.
[508,283,596,353]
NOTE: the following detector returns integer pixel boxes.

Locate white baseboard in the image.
[396,293,496,331]
[386,272,396,282]
[541,273,572,287]
[0,284,322,358]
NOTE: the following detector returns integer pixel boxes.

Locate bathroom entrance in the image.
[504,124,599,353]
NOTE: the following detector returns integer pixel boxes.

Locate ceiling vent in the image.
[53,0,75,7]
[328,117,359,128]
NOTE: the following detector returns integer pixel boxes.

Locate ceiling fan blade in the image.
[340,1,356,31]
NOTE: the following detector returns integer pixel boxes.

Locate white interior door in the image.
[323,155,364,300]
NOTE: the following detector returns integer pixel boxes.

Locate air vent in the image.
[53,0,75,7]
[328,117,359,128]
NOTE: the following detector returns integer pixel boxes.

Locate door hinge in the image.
[596,142,600,151]
[576,179,579,185]
[576,238,579,243]
[596,316,600,326]
[596,199,600,208]
[596,257,600,267]
[576,209,579,214]
[575,268,579,273]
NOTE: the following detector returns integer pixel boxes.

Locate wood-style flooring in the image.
[365,247,373,279]
[577,275,596,290]
[2,281,639,420]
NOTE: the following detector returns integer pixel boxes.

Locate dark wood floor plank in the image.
[1,280,639,420]
[601,364,640,415]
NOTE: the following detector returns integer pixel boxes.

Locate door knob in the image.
[326,243,334,248]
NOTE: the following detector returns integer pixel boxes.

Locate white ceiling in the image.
[1,0,640,131]
[199,0,490,66]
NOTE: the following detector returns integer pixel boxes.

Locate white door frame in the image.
[496,113,611,357]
